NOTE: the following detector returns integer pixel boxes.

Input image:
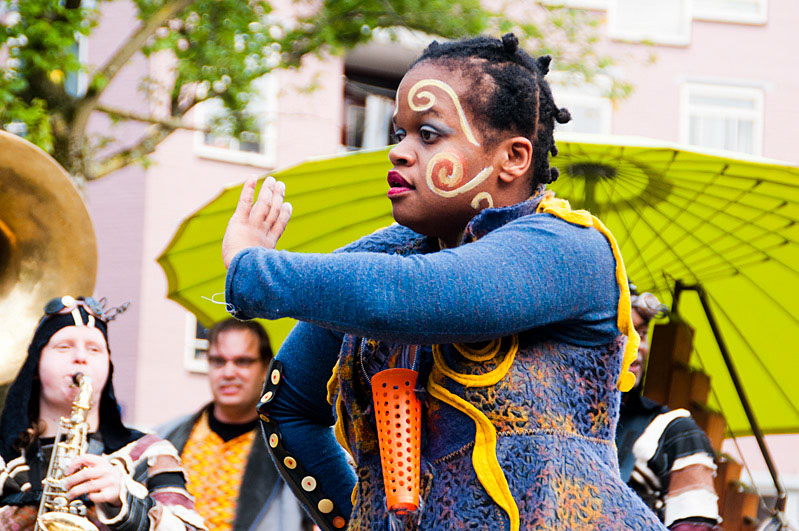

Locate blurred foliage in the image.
[0,0,628,181]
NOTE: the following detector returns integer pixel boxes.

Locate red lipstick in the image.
[387,170,414,197]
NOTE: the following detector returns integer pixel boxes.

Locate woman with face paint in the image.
[222,34,665,530]
[0,297,206,531]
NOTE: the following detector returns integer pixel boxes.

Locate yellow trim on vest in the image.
[334,392,354,459]
[428,370,520,531]
[453,338,502,362]
[326,360,340,406]
[536,191,640,392]
[328,360,354,459]
[433,336,519,387]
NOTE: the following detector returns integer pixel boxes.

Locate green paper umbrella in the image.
[158,147,396,343]
[157,133,799,436]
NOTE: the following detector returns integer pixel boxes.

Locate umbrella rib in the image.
[612,152,650,251]
[194,177,392,216]
[162,192,392,256]
[620,168,799,228]
[593,176,669,291]
[610,173,798,278]
[619,176,799,278]
[166,212,396,293]
[703,290,799,421]
[291,213,396,252]
[680,241,798,280]
[631,173,799,249]
[628,147,799,189]
[668,171,799,207]
[604,165,707,267]
[602,174,709,281]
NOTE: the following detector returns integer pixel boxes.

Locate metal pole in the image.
[672,281,787,517]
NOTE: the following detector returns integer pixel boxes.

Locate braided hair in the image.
[412,33,571,190]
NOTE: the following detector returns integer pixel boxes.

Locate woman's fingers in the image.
[234,176,258,220]
[251,176,275,222]
[263,180,285,228]
[222,175,291,268]
[266,202,293,247]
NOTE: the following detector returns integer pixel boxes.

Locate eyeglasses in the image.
[207,355,262,369]
[43,296,129,322]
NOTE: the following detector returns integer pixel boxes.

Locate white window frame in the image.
[680,82,764,156]
[193,74,278,168]
[693,0,767,24]
[548,72,613,135]
[608,0,693,45]
[184,314,209,374]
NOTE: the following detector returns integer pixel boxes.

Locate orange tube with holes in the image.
[371,368,421,515]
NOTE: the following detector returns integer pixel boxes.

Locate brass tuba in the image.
[35,373,99,531]
[0,130,97,386]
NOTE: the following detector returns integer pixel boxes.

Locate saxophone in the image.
[35,373,99,531]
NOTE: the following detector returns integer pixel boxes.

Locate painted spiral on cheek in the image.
[427,152,466,194]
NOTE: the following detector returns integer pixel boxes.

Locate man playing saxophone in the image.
[0,296,206,531]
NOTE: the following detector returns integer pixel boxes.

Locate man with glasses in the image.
[160,319,308,531]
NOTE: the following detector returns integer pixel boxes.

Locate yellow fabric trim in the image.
[433,335,518,388]
[326,360,354,458]
[536,191,640,391]
[453,338,502,362]
[333,392,354,459]
[428,370,520,531]
[326,360,340,406]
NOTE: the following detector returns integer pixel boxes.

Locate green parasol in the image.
[157,132,799,436]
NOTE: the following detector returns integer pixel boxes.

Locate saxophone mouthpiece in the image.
[71,373,83,387]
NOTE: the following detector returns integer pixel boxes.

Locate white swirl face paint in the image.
[470,192,494,210]
[408,79,481,147]
[405,79,495,203]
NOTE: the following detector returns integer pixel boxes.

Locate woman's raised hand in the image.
[222,176,293,269]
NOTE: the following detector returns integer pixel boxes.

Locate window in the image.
[194,74,277,167]
[693,0,767,24]
[343,82,396,150]
[184,314,210,373]
[342,32,423,151]
[680,83,764,155]
[608,0,692,45]
[550,73,613,135]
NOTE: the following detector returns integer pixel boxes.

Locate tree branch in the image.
[71,0,195,140]
[96,103,208,132]
[89,126,173,180]
[90,0,195,102]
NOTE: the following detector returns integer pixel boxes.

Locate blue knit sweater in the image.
[225,195,664,530]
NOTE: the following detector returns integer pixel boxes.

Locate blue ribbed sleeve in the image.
[225,213,620,346]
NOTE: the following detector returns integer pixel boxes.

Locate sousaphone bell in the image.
[0,130,97,386]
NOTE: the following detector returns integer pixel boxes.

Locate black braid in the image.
[412,33,571,189]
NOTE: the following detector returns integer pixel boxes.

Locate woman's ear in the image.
[496,137,533,184]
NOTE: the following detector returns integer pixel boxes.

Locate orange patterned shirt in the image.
[181,412,255,531]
